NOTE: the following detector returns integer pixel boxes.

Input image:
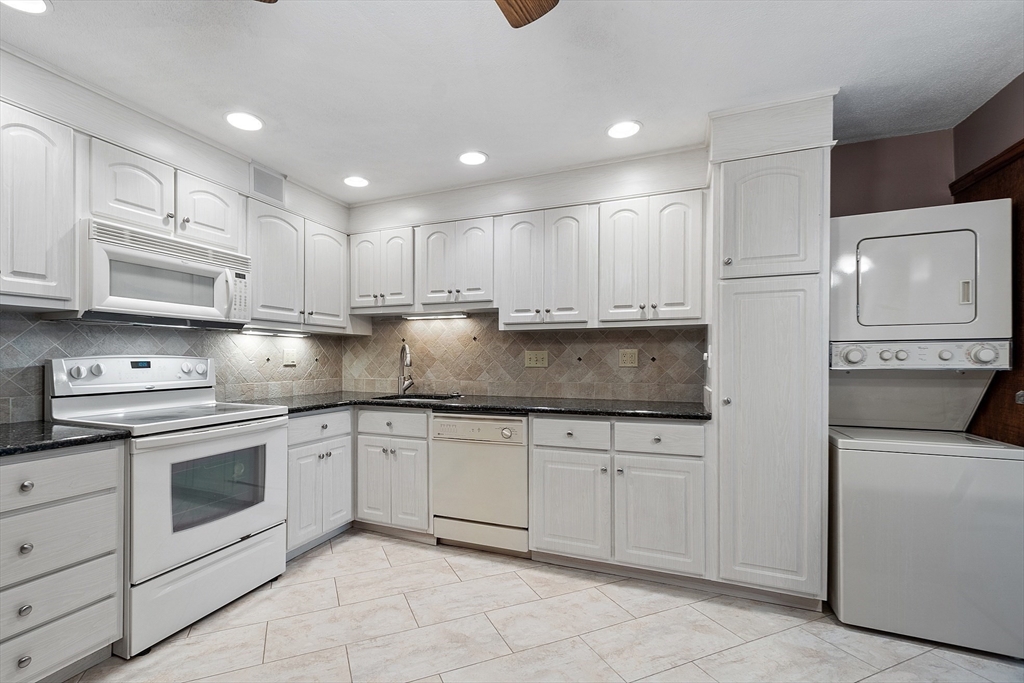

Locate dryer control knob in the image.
[195,363,208,375]
[938,350,953,361]
[69,365,86,379]
[90,363,105,376]
[895,350,909,361]
[879,350,893,361]
[181,362,193,373]
[842,348,865,365]
[970,346,997,364]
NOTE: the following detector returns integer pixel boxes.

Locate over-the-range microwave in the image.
[49,220,251,328]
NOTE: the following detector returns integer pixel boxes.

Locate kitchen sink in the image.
[374,393,461,403]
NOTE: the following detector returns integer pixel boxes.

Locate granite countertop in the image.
[0,421,130,458]
[243,391,711,421]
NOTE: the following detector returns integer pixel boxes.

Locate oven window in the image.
[170,446,265,532]
[110,260,216,308]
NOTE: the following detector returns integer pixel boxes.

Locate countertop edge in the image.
[0,429,130,458]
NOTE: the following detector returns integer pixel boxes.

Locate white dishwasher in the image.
[431,414,528,553]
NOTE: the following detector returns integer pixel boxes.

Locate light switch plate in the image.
[283,348,298,367]
[525,350,548,368]
[619,349,639,367]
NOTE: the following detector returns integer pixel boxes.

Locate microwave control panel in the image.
[231,272,250,321]
[831,340,1011,370]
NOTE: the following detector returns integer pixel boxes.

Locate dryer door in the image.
[857,229,976,327]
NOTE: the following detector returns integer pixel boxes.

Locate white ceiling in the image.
[1,0,1021,206]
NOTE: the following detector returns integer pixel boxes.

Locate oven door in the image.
[130,416,287,583]
[89,235,246,323]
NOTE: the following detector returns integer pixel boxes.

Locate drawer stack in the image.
[0,443,124,683]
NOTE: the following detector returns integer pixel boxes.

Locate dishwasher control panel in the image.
[433,416,525,444]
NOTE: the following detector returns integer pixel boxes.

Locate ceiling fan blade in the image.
[494,0,559,28]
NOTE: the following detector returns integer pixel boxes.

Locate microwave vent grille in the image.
[91,222,251,272]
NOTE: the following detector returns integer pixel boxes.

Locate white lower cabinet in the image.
[356,435,428,531]
[530,420,705,577]
[286,414,352,552]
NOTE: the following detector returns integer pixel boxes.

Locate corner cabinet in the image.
[719,148,824,279]
[717,275,825,595]
[415,218,494,306]
[249,200,348,329]
[350,227,414,308]
[499,206,591,325]
[598,190,703,322]
[0,103,76,309]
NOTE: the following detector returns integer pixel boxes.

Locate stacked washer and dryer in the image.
[828,199,1023,659]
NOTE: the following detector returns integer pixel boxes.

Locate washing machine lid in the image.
[828,426,1023,460]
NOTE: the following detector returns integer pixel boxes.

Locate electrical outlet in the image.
[619,349,639,367]
[525,350,548,368]
[283,348,298,367]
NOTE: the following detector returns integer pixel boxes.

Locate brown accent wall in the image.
[954,74,1024,179]
[0,312,346,423]
[831,129,955,218]
[342,315,706,402]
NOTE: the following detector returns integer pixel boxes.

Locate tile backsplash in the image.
[1,311,706,424]
[343,315,706,402]
[0,311,345,423]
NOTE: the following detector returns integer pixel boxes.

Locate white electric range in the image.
[46,355,288,658]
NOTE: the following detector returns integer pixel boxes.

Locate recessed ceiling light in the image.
[607,121,642,139]
[459,151,488,166]
[344,176,369,188]
[0,0,51,13]
[225,112,264,131]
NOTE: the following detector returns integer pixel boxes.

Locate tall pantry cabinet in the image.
[709,97,832,599]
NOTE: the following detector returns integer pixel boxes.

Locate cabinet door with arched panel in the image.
[90,138,175,234]
[174,171,243,251]
[248,200,304,323]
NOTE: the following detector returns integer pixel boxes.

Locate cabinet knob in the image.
[566,431,573,437]
[309,310,314,316]
[390,448,396,455]
[723,257,733,265]
[166,212,175,219]
[18,605,32,617]
[639,303,646,310]
[318,453,324,459]
[381,447,387,453]
[447,289,453,294]
[379,293,385,298]
[327,451,332,457]
[321,423,329,430]
[182,217,191,224]
[651,303,657,309]
[19,543,33,555]
[535,309,541,314]
[17,656,31,670]
[600,467,608,473]
[545,308,551,313]
[299,310,305,314]
[373,294,378,299]
[456,289,461,294]
[616,468,624,474]
[653,436,662,444]
[722,397,732,405]
[20,481,33,492]
[386,421,393,427]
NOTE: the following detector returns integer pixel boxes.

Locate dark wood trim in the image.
[950,137,1024,195]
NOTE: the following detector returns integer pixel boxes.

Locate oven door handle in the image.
[132,416,288,451]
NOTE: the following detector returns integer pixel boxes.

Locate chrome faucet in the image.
[398,343,414,395]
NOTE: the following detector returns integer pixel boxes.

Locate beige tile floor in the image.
[70,529,1023,683]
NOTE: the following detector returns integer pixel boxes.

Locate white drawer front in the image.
[533,418,611,451]
[0,493,118,588]
[0,445,120,513]
[615,422,705,456]
[288,410,352,445]
[358,410,428,438]
[0,597,118,683]
[0,554,117,640]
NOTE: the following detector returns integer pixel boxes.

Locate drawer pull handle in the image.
[18,605,32,617]
[616,468,624,474]
[20,480,34,492]
[600,467,608,473]
[566,431,573,437]
[386,421,393,427]
[17,656,31,669]
[19,543,33,555]
[653,436,662,444]
[321,423,329,429]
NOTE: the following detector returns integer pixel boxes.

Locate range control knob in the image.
[938,350,953,361]
[181,362,193,373]
[969,345,998,364]
[879,350,893,361]
[90,363,105,376]
[69,365,87,379]
[501,428,513,440]
[895,350,909,361]
[841,347,866,365]
[195,363,208,375]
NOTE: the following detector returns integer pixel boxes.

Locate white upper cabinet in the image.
[415,222,456,305]
[350,227,414,308]
[90,138,174,234]
[0,103,75,306]
[717,274,824,596]
[304,221,348,329]
[719,148,823,279]
[453,218,494,303]
[248,200,304,323]
[599,191,703,322]
[499,206,590,325]
[174,171,244,252]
